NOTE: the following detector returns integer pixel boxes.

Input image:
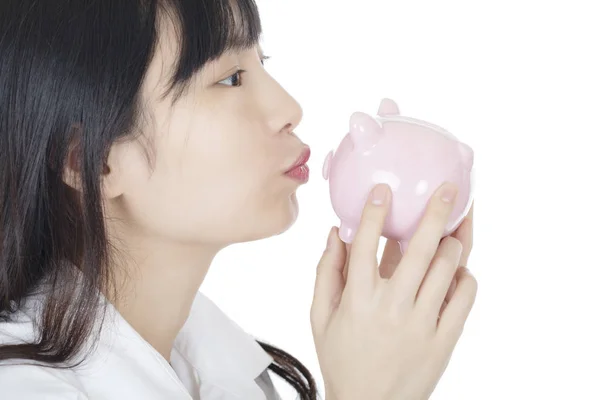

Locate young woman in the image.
[0,1,477,399]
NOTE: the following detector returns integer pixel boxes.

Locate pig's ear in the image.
[458,142,474,169]
[377,98,400,116]
[349,112,382,150]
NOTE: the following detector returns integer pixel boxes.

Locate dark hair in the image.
[0,1,317,398]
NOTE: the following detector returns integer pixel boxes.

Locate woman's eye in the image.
[218,70,243,87]
[217,55,269,87]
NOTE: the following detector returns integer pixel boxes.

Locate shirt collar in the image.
[102,290,275,398]
[23,277,275,399]
[172,291,274,384]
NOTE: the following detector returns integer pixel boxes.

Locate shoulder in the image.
[0,362,89,399]
[0,310,88,399]
[0,291,89,399]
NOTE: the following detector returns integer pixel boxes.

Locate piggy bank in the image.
[322,98,474,253]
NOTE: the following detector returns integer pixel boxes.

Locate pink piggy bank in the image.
[322,98,474,253]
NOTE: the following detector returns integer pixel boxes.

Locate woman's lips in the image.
[285,164,310,182]
[285,147,311,183]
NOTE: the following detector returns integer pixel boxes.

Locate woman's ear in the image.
[101,144,127,199]
[62,137,84,192]
[62,138,125,199]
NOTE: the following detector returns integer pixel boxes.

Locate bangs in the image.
[159,0,263,98]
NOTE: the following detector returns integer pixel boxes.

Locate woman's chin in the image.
[277,192,300,233]
[250,191,300,241]
[261,191,299,237]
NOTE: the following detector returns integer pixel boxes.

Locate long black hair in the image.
[0,1,317,398]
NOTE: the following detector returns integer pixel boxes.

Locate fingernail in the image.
[370,184,390,205]
[440,183,458,203]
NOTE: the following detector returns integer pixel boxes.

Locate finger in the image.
[437,267,478,342]
[311,227,348,335]
[451,201,474,267]
[379,239,401,279]
[346,183,392,292]
[438,274,458,318]
[414,236,463,319]
[439,299,448,317]
[445,274,458,303]
[390,182,459,297]
[342,243,351,283]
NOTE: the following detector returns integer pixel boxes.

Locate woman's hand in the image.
[310,183,477,400]
[379,201,474,311]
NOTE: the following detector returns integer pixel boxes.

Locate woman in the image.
[0,1,477,399]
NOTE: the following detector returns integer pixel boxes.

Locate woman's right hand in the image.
[310,183,477,400]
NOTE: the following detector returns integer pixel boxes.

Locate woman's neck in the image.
[107,238,220,362]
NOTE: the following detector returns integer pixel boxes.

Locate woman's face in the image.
[103,21,307,247]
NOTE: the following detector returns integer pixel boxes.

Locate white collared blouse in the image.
[0,287,281,400]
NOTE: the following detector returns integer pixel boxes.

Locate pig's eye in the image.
[218,70,245,87]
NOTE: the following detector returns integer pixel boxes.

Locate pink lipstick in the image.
[285,147,311,183]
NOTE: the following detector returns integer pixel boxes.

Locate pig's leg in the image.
[338,221,356,243]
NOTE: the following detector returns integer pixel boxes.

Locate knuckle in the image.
[348,255,378,274]
[359,206,382,227]
[428,197,451,219]
[442,235,461,248]
[461,219,474,250]
[314,264,325,279]
[438,237,462,265]
[463,238,473,256]
[315,255,329,273]
[379,303,410,331]
[457,274,478,303]
[405,236,423,255]
[363,208,382,225]
[340,292,369,318]
[466,275,478,296]
[444,236,463,256]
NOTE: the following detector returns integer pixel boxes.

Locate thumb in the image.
[310,227,347,335]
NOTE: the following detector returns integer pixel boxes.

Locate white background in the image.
[202,1,600,399]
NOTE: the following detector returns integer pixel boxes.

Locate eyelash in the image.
[219,55,270,87]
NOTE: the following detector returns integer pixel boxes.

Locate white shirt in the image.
[0,285,281,400]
